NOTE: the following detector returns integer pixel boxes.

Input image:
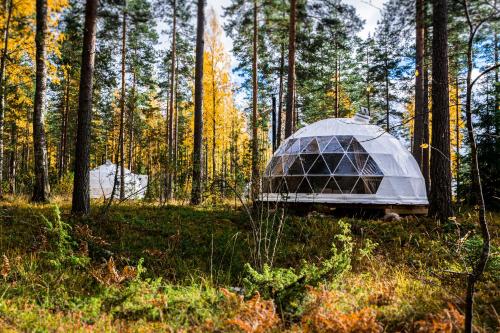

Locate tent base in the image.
[263,202,428,216]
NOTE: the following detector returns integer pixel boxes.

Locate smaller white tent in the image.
[89,160,148,199]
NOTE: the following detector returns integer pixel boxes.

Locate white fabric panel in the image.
[89,161,148,199]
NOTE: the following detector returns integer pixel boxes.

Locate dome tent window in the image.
[261,112,428,210]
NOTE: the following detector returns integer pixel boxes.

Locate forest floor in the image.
[0,197,499,332]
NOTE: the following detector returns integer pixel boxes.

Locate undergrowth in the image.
[0,199,498,332]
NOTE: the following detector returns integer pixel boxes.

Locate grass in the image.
[0,196,499,332]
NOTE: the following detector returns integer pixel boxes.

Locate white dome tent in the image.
[89,160,148,199]
[261,112,428,213]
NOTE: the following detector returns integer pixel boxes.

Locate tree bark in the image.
[413,0,425,166]
[190,0,205,205]
[251,0,259,199]
[128,68,136,171]
[0,0,12,199]
[71,0,98,214]
[58,71,70,180]
[277,43,284,147]
[32,0,50,202]
[167,0,176,201]
[285,0,296,138]
[422,13,430,194]
[119,2,126,200]
[272,95,276,152]
[8,121,16,194]
[429,0,452,220]
[455,77,460,198]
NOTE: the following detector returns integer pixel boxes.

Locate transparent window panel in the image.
[303,138,320,153]
[308,155,330,175]
[300,137,314,152]
[333,155,358,175]
[334,176,359,193]
[285,176,304,192]
[317,136,333,152]
[281,139,296,154]
[284,139,301,154]
[351,177,369,194]
[300,154,319,174]
[296,177,313,193]
[361,176,383,193]
[323,137,343,153]
[346,138,367,153]
[347,153,369,172]
[361,156,383,176]
[265,156,280,176]
[307,176,330,193]
[322,153,343,173]
[288,156,304,175]
[282,155,297,174]
[271,156,284,176]
[271,177,287,193]
[336,135,353,151]
[322,177,342,194]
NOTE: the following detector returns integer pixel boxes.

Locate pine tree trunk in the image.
[334,39,339,118]
[272,95,276,152]
[494,28,499,155]
[384,52,390,132]
[71,0,98,214]
[413,0,425,166]
[32,0,50,202]
[190,0,205,205]
[59,71,70,180]
[422,65,430,193]
[285,0,296,138]
[8,121,16,194]
[211,56,216,201]
[277,43,284,147]
[119,2,126,200]
[128,69,136,172]
[251,0,259,199]
[429,0,452,220]
[455,77,460,198]
[0,0,12,199]
[167,0,176,201]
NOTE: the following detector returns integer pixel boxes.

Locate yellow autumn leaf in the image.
[420,143,429,149]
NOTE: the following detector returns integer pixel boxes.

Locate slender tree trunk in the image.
[413,0,425,166]
[119,2,126,200]
[384,52,390,132]
[32,0,50,202]
[277,43,284,146]
[422,13,430,194]
[211,56,216,201]
[59,71,70,180]
[251,0,259,199]
[72,0,98,214]
[334,39,339,118]
[190,0,205,205]
[0,0,12,199]
[494,27,499,154]
[167,0,176,201]
[455,77,460,198]
[128,68,136,171]
[8,121,16,194]
[422,65,430,193]
[272,95,276,152]
[463,2,491,330]
[285,0,296,138]
[429,0,452,220]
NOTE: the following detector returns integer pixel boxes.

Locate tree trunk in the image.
[128,68,136,171]
[277,43,284,147]
[119,2,126,200]
[495,28,499,155]
[211,51,216,201]
[0,0,12,199]
[429,0,452,220]
[8,121,16,194]
[334,39,339,118]
[384,52,390,132]
[422,65,430,193]
[455,77,460,198]
[272,95,276,152]
[412,0,425,166]
[463,2,491,330]
[190,0,205,205]
[167,0,176,201]
[251,0,259,199]
[32,0,50,202]
[71,0,98,214]
[59,71,70,180]
[285,0,296,138]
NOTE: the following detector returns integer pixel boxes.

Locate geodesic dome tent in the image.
[261,114,428,206]
[89,160,148,199]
